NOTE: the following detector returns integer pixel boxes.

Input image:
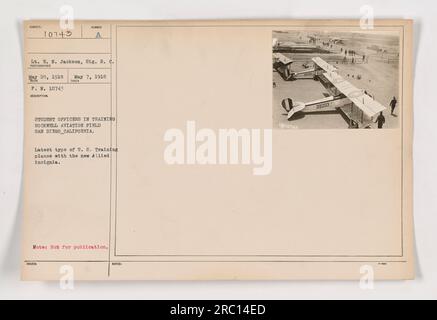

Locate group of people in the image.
[340,47,367,64]
[375,96,398,129]
[322,41,334,49]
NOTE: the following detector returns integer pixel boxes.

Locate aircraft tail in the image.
[287,101,306,120]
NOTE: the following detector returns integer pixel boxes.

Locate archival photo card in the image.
[21,20,413,280]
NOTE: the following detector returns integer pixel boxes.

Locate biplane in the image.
[273,38,328,55]
[329,37,345,44]
[281,57,386,128]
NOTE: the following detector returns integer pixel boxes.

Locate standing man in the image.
[390,96,397,115]
[375,112,386,129]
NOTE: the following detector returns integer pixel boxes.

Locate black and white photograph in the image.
[273,29,400,129]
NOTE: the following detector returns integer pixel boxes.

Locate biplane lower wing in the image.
[322,71,386,118]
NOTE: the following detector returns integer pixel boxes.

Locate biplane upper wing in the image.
[312,57,337,73]
[273,53,293,65]
[323,71,386,118]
